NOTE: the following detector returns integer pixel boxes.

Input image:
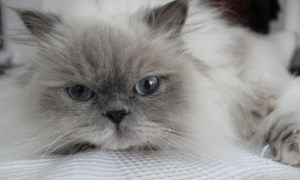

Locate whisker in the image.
[163,134,191,154]
[70,143,86,155]
[40,137,77,158]
[159,134,196,160]
[168,129,202,139]
[41,129,76,159]
[32,136,73,159]
[56,141,80,156]
[80,143,93,154]
[166,133,205,152]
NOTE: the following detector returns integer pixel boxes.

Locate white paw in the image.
[272,129,300,166]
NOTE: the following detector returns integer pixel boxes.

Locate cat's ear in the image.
[16,10,61,40]
[145,0,188,37]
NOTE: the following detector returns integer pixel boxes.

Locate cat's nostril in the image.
[103,110,129,124]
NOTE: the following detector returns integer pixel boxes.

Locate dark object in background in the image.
[290,67,300,77]
[290,48,300,76]
[249,0,280,34]
[212,0,280,34]
[212,0,300,74]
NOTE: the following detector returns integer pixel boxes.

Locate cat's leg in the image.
[254,79,300,165]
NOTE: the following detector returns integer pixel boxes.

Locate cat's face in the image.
[18,0,198,151]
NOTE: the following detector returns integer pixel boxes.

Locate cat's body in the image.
[0,0,299,165]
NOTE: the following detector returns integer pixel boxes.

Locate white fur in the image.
[0,0,299,162]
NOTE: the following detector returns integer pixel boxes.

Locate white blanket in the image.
[1,150,299,180]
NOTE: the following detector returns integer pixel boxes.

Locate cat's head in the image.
[16,0,202,152]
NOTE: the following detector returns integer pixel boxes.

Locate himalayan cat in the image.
[0,0,299,165]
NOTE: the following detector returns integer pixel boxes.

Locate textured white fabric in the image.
[0,150,299,180]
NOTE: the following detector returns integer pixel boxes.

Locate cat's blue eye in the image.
[67,85,94,101]
[135,76,159,96]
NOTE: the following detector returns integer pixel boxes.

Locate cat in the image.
[0,0,299,165]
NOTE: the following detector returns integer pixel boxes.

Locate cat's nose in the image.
[103,109,129,124]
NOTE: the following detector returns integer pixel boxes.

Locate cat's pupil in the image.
[135,76,159,96]
[144,80,152,90]
[67,85,94,101]
[74,86,84,95]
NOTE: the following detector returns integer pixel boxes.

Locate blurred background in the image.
[0,0,299,72]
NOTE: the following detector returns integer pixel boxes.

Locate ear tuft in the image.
[15,9,61,40]
[145,0,188,37]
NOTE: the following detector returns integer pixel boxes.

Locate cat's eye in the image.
[67,85,94,101]
[135,76,159,96]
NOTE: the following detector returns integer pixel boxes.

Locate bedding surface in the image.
[0,150,299,180]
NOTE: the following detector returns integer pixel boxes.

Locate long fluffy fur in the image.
[0,0,299,165]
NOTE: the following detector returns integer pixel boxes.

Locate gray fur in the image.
[15,2,196,152]
[16,10,61,41]
[145,0,188,37]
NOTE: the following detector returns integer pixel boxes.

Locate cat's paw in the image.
[271,128,300,166]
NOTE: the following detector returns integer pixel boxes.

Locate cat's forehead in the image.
[42,23,182,88]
